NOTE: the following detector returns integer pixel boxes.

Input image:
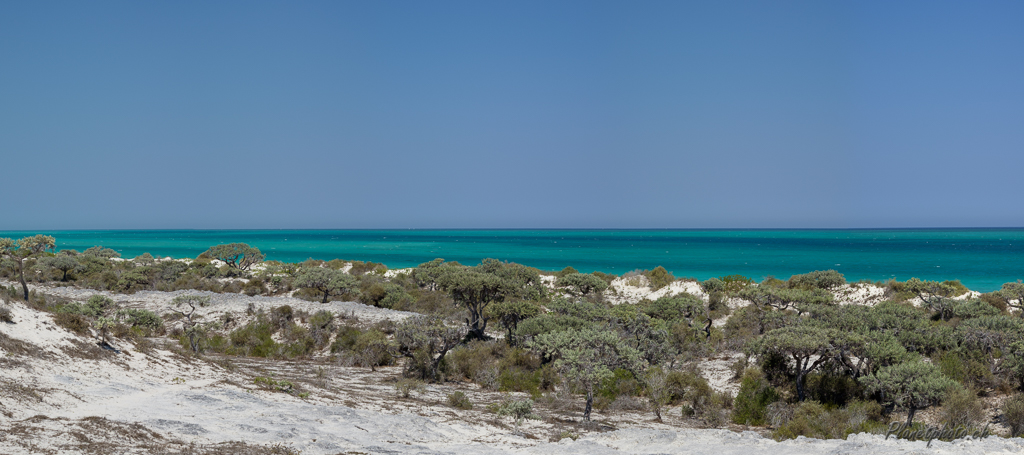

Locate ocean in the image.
[1,229,1022,292]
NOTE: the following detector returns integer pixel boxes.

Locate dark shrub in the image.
[55,312,90,335]
[447,391,473,410]
[732,368,781,425]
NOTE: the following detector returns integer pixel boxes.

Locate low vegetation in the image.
[5,233,1024,441]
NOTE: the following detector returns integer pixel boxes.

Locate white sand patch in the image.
[831,284,887,306]
[604,278,704,305]
[384,268,415,278]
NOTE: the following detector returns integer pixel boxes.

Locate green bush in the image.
[732,368,781,425]
[395,378,425,398]
[788,270,845,290]
[0,306,12,323]
[939,387,984,428]
[773,400,885,440]
[447,391,473,410]
[1003,394,1024,437]
[645,266,675,290]
[308,310,335,348]
[115,308,163,335]
[226,317,278,357]
[54,312,90,335]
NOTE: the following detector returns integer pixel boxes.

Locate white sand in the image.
[3,281,1022,454]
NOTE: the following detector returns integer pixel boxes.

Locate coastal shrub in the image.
[82,246,119,258]
[732,368,781,425]
[308,310,335,348]
[270,305,294,330]
[0,306,12,323]
[54,312,90,335]
[554,266,579,278]
[788,270,846,290]
[330,325,393,369]
[772,400,884,440]
[447,391,473,410]
[645,266,675,290]
[494,397,539,432]
[227,317,278,357]
[349,261,386,276]
[448,340,501,383]
[804,371,863,407]
[939,387,985,428]
[1003,394,1024,437]
[115,308,163,335]
[395,378,425,398]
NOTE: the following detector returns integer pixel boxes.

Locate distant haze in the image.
[2,1,1022,229]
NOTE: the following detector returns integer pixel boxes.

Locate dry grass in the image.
[1,415,302,455]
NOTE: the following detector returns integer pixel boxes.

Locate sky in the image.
[1,1,1022,229]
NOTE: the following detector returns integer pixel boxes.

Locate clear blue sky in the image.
[2,1,1022,229]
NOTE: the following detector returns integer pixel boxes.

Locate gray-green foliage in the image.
[0,235,56,300]
[488,300,541,346]
[83,246,120,258]
[788,270,846,290]
[115,308,163,334]
[394,315,464,381]
[171,294,211,353]
[739,285,832,311]
[1002,394,1024,437]
[997,281,1024,316]
[529,327,642,420]
[40,254,82,281]
[294,267,358,303]
[753,324,834,401]
[495,397,538,432]
[859,358,959,425]
[732,368,781,425]
[437,259,544,340]
[557,272,608,297]
[308,310,335,347]
[204,243,265,271]
[61,295,116,318]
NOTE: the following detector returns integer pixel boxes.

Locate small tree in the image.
[0,235,56,300]
[41,254,82,281]
[393,315,464,381]
[438,261,542,340]
[903,278,962,321]
[294,267,357,303]
[739,285,832,312]
[860,358,958,425]
[529,327,642,420]
[488,300,540,346]
[204,243,265,271]
[997,281,1024,317]
[754,325,834,401]
[171,294,210,353]
[557,273,608,298]
[495,397,539,433]
[83,246,120,258]
[787,270,846,290]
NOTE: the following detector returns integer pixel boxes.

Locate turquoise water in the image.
[1,229,1022,292]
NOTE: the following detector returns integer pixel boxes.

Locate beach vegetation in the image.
[204,243,265,271]
[447,391,473,410]
[645,266,675,290]
[293,267,357,303]
[0,235,56,300]
[557,272,608,297]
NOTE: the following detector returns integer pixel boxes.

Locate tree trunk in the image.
[905,406,917,426]
[584,390,594,421]
[796,371,807,402]
[17,259,28,301]
[321,291,329,303]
